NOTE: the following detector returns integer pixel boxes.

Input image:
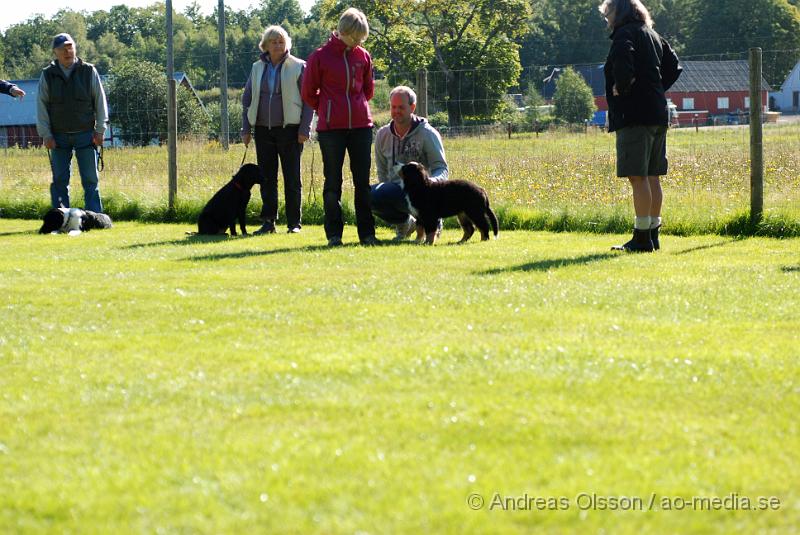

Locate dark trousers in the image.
[317,127,375,240]
[370,181,410,225]
[254,125,303,229]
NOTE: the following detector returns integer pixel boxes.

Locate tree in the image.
[683,0,800,86]
[254,0,306,27]
[318,0,530,126]
[108,60,209,145]
[552,66,594,124]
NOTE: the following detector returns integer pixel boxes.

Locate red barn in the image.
[666,60,770,125]
[539,60,771,127]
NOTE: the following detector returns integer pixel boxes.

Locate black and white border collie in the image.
[39,207,113,235]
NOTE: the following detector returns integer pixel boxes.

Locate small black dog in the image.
[39,207,113,234]
[397,162,499,245]
[197,163,264,235]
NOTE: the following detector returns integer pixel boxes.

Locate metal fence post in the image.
[749,47,764,223]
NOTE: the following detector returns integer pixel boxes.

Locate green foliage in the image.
[319,0,530,126]
[553,66,595,124]
[107,59,210,145]
[206,98,244,143]
[683,0,800,86]
[253,0,305,27]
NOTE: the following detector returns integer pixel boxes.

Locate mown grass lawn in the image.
[1,220,798,534]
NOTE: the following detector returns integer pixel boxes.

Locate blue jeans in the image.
[49,131,103,212]
[370,182,410,225]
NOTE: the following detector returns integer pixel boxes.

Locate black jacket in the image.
[604,20,681,133]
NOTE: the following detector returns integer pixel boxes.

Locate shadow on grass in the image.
[184,239,412,261]
[782,265,800,273]
[671,237,745,256]
[0,230,36,237]
[478,253,617,275]
[122,234,239,249]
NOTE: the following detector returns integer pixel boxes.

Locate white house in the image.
[770,59,800,113]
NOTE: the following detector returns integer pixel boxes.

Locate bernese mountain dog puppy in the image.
[197,163,264,235]
[396,162,498,245]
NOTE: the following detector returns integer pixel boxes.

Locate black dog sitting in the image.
[197,163,264,236]
[39,207,113,234]
[396,162,499,245]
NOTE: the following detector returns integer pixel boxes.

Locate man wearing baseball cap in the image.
[36,33,108,213]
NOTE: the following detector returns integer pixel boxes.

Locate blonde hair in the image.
[259,25,292,53]
[598,0,653,29]
[337,8,369,44]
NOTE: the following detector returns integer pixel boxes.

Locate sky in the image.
[0,0,316,32]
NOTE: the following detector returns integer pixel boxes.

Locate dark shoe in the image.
[612,228,654,253]
[327,236,343,247]
[287,226,301,234]
[253,222,276,235]
[650,225,661,251]
[360,235,380,246]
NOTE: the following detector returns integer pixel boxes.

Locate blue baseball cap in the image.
[52,33,75,49]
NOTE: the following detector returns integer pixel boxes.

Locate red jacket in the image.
[301,33,374,131]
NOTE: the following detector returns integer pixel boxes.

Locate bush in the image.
[108,60,211,145]
[553,67,595,125]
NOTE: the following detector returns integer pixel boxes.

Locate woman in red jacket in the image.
[301,8,378,246]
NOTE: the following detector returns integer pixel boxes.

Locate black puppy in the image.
[39,207,113,234]
[197,163,264,235]
[397,162,499,245]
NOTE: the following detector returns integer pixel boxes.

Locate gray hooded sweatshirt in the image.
[375,115,448,183]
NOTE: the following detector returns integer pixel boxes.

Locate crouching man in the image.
[370,85,448,240]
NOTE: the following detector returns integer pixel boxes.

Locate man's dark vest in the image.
[43,58,96,133]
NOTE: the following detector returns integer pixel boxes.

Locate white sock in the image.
[635,216,651,230]
[650,216,662,229]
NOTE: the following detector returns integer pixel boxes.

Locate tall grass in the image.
[1,123,798,236]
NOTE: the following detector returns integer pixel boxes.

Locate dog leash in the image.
[96,145,104,172]
[240,142,249,168]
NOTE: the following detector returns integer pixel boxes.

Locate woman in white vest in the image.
[242,25,313,234]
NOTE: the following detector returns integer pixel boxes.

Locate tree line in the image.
[1,0,798,130]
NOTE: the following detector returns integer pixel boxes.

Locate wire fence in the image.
[0,49,798,231]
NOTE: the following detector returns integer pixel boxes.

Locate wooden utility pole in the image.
[166,0,178,211]
[749,47,764,222]
[218,0,229,150]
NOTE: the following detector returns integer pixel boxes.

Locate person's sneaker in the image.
[253,221,276,235]
[360,235,380,246]
[287,226,301,234]
[393,216,417,241]
[327,236,343,247]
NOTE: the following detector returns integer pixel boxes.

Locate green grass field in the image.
[1,123,799,235]
[1,220,798,533]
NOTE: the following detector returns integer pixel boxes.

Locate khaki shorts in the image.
[615,125,668,177]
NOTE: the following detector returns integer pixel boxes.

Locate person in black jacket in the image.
[600,0,681,252]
